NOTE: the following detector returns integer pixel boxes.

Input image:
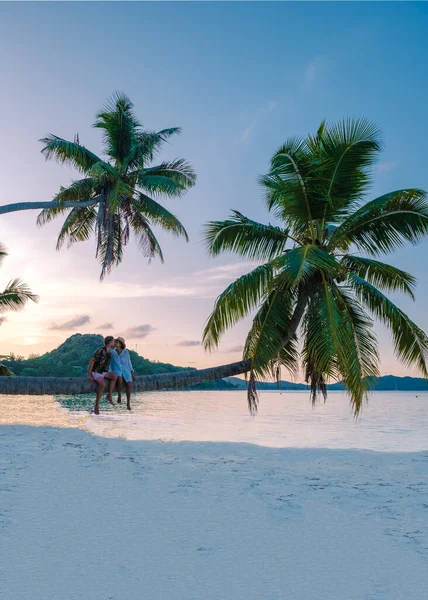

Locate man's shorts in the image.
[92,371,115,382]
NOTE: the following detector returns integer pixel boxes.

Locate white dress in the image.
[110,348,134,383]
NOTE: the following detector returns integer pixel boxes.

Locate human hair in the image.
[104,335,114,346]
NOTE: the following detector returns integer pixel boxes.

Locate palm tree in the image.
[0,243,38,375]
[202,119,428,413]
[0,92,196,278]
[2,119,428,412]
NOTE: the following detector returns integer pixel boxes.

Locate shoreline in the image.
[2,423,428,600]
[2,391,428,452]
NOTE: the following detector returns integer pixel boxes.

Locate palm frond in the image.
[350,274,428,377]
[36,179,99,227]
[311,277,378,414]
[126,128,182,169]
[0,243,7,265]
[56,206,97,250]
[311,118,382,218]
[97,212,127,280]
[260,136,320,235]
[243,288,299,412]
[0,279,39,311]
[138,159,196,197]
[302,291,340,404]
[129,210,164,264]
[329,189,428,254]
[204,210,289,261]
[136,194,188,240]
[331,285,379,413]
[87,161,119,184]
[105,179,132,214]
[94,91,140,164]
[342,255,416,299]
[40,135,101,173]
[55,178,98,202]
[274,245,344,287]
[202,262,275,352]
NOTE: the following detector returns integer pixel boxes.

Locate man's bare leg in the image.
[94,380,105,415]
[125,382,132,411]
[104,373,118,405]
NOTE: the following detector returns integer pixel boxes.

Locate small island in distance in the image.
[2,333,428,392]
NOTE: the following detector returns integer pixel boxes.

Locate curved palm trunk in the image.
[0,359,252,395]
[0,294,309,396]
[0,199,99,216]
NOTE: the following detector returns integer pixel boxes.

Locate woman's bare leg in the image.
[125,382,132,410]
[117,377,123,403]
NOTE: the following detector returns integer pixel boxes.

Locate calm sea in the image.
[56,390,428,452]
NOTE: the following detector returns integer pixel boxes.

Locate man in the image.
[87,335,118,415]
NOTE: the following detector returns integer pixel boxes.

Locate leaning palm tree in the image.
[202,119,428,413]
[0,244,38,375]
[0,92,196,278]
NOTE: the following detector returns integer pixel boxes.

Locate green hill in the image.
[3,334,235,391]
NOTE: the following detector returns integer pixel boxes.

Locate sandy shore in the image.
[1,424,428,600]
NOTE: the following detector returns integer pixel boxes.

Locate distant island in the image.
[226,375,428,392]
[3,333,428,392]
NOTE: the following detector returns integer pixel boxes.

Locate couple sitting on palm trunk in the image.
[87,336,136,415]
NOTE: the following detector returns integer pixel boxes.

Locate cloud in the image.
[176,340,202,347]
[122,324,156,339]
[195,261,257,281]
[375,161,397,175]
[239,100,280,143]
[266,100,280,112]
[36,279,204,299]
[50,315,91,331]
[97,322,114,330]
[304,55,325,90]
[31,262,259,303]
[225,344,244,353]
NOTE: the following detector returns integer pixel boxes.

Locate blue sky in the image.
[1,2,428,376]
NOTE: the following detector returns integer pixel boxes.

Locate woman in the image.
[110,337,136,410]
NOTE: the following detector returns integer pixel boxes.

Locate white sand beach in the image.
[1,405,428,599]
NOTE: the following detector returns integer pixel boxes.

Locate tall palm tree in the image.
[202,119,428,413]
[0,92,196,278]
[0,244,38,375]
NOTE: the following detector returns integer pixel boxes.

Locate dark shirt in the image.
[92,346,110,374]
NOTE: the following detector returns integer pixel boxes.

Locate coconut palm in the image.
[0,92,196,279]
[0,244,38,375]
[0,244,38,316]
[202,119,428,413]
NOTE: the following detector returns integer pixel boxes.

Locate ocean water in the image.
[55,390,428,452]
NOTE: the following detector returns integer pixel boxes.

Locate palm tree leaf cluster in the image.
[0,244,38,375]
[203,118,428,414]
[37,92,196,278]
[0,243,38,314]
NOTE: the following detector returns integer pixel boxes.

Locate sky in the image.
[1,2,428,378]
